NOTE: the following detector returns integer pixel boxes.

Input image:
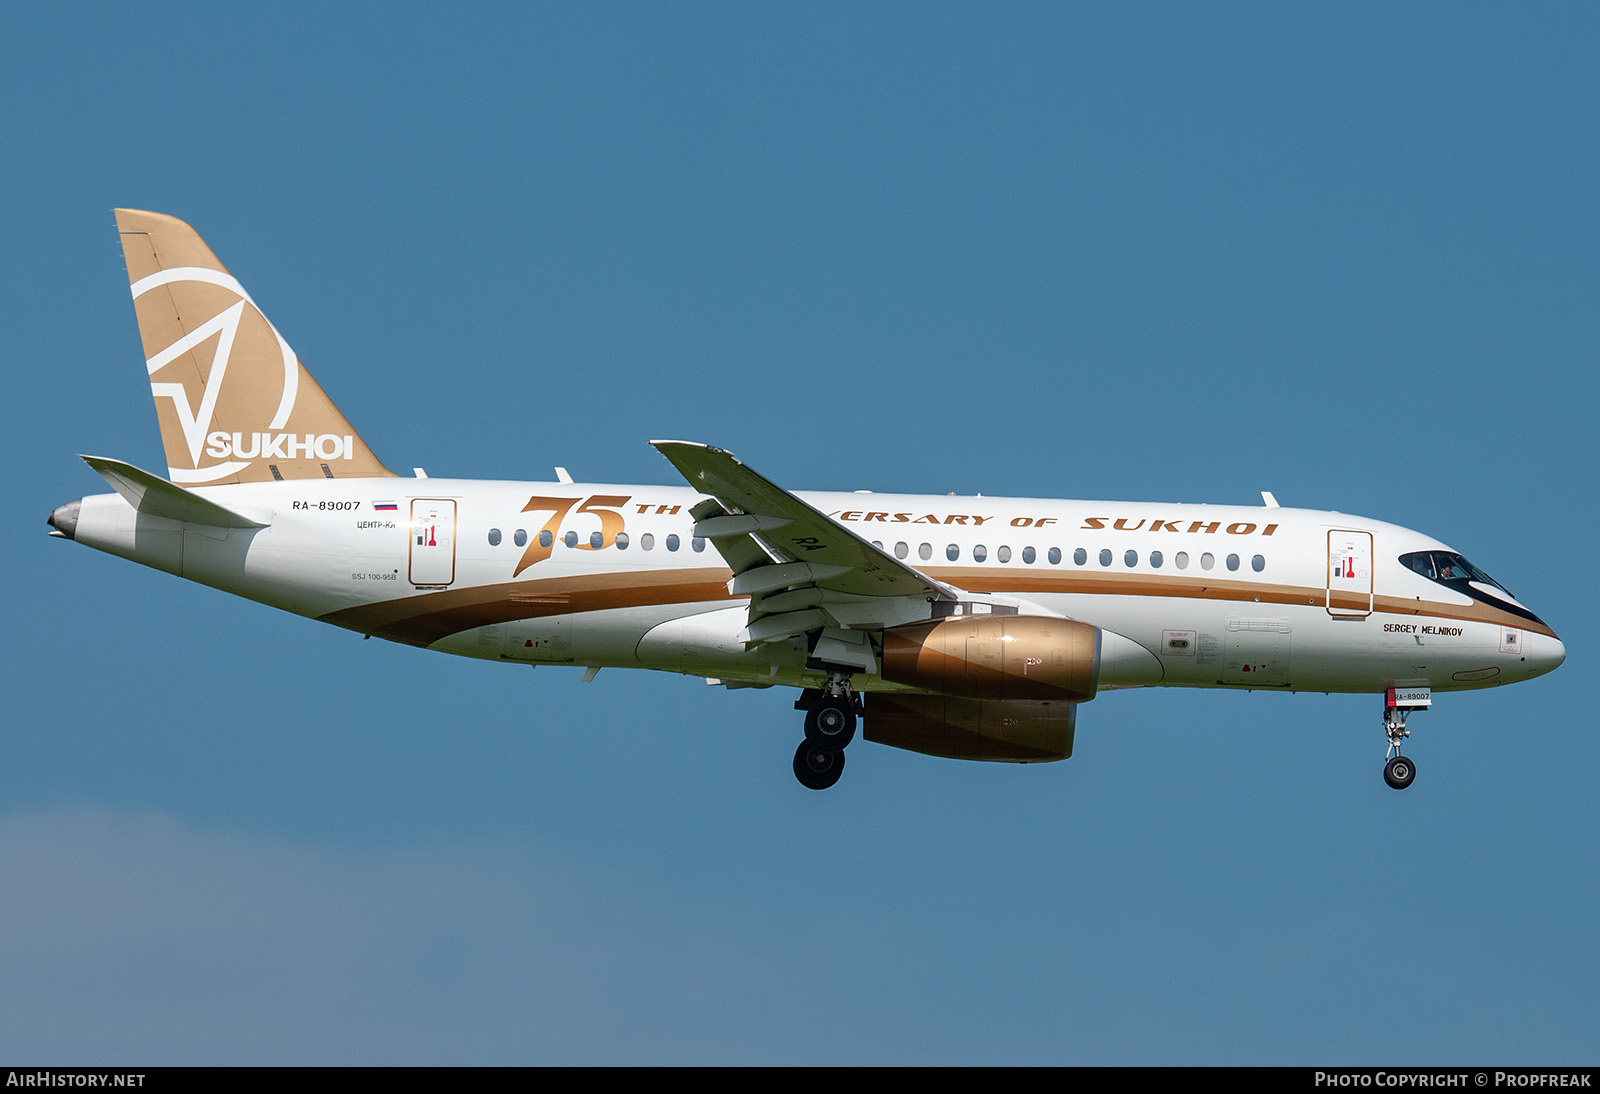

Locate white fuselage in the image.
[64,475,1566,697]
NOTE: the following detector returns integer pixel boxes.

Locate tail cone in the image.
[48,498,81,540]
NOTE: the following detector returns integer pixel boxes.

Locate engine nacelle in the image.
[880,615,1100,702]
[864,694,1077,762]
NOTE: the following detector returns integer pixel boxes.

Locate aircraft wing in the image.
[652,441,958,601]
[652,442,959,665]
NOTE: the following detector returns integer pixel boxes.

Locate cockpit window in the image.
[1398,550,1549,628]
[1399,551,1512,597]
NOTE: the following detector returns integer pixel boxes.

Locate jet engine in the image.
[879,615,1100,702]
[864,693,1078,762]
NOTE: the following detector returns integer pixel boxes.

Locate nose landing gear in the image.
[1382,686,1428,790]
[792,673,859,790]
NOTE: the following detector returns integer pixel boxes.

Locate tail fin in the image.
[114,209,394,484]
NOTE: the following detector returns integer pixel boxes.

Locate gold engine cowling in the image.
[879,615,1100,702]
[864,694,1077,762]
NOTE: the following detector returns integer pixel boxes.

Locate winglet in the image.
[81,455,267,528]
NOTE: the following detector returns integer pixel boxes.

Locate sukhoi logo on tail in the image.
[131,265,356,480]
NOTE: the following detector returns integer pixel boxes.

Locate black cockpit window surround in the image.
[1399,550,1512,597]
[1398,549,1546,628]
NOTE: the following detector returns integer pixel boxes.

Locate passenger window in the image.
[1074,548,1087,566]
[666,534,680,551]
[1099,549,1112,567]
[1150,551,1163,569]
[640,533,655,551]
[691,536,706,553]
[1252,554,1264,572]
[1201,552,1215,570]
[1022,546,1036,564]
[1048,547,1061,565]
[1175,551,1189,570]
[974,545,988,562]
[919,543,932,561]
[1124,549,1137,567]
[1226,553,1240,571]
[540,530,553,549]
[947,544,959,561]
[514,529,528,547]
[997,546,1012,563]
[591,531,605,549]
[616,532,630,550]
[487,528,502,546]
[895,542,908,559]
[563,531,578,548]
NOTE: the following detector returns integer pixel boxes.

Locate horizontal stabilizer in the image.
[81,455,267,528]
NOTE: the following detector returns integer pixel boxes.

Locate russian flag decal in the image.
[373,500,398,511]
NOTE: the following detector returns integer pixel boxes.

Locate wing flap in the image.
[729,561,851,596]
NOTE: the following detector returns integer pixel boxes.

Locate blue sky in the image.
[3,3,1596,1063]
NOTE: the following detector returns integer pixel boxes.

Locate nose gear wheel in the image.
[1384,754,1416,790]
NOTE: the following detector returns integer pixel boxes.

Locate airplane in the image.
[47,210,1566,791]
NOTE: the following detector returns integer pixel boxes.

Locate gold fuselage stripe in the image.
[317,563,1554,648]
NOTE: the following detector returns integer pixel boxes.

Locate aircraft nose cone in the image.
[1525,631,1565,679]
[48,498,81,540]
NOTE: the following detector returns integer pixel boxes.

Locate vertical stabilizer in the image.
[114,209,394,484]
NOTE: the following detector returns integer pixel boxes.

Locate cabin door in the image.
[409,499,457,587]
[1326,529,1373,618]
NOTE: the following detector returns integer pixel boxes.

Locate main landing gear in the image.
[1382,688,1426,790]
[792,673,859,790]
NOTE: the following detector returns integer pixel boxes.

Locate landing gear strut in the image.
[1382,687,1426,790]
[792,672,859,790]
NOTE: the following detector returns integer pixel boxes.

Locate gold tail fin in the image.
[114,209,394,484]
